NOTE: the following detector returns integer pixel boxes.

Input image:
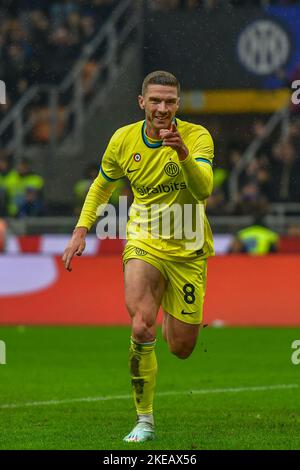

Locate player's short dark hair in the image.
[142,71,180,96]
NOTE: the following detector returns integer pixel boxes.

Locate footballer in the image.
[63,71,214,443]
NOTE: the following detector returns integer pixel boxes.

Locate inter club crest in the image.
[164,161,179,177]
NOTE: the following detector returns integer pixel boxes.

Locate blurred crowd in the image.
[0,0,117,125]
[1,0,300,220]
[0,155,132,218]
[0,154,44,217]
[207,117,300,215]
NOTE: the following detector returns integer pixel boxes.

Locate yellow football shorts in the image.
[122,243,208,325]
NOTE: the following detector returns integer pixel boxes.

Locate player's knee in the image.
[132,315,156,343]
[169,342,195,360]
[172,349,192,360]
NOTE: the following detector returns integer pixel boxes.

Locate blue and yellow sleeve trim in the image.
[195,157,213,166]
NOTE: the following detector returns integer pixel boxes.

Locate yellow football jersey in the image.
[98,118,214,261]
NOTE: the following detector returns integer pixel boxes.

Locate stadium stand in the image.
[0,0,299,246]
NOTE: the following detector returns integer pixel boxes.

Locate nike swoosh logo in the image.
[181,310,196,315]
[127,168,139,173]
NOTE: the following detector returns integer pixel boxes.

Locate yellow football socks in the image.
[129,338,157,416]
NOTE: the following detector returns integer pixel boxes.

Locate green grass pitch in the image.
[0,326,299,450]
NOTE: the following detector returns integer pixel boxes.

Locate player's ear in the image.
[176,97,180,109]
[138,95,145,110]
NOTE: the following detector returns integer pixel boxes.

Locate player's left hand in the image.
[159,123,189,161]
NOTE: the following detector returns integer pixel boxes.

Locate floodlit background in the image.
[0,0,300,450]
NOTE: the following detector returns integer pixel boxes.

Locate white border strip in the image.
[0,384,298,410]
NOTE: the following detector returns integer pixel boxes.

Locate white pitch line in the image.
[0,384,298,410]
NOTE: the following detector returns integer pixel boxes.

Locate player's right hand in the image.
[62,227,87,272]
